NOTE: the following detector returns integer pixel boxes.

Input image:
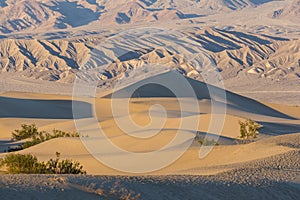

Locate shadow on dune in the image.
[0,140,24,153]
[259,121,300,135]
[0,96,92,119]
[117,128,236,145]
[104,71,296,120]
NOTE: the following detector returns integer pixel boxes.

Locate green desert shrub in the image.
[0,152,86,174]
[11,124,39,141]
[194,132,219,146]
[52,129,80,138]
[11,124,80,150]
[0,153,41,174]
[23,140,41,149]
[198,138,219,146]
[238,119,262,142]
[45,152,85,174]
[46,159,85,174]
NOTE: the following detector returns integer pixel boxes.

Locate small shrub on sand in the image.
[194,134,219,146]
[198,138,219,146]
[0,152,86,174]
[237,119,262,143]
[11,124,80,149]
[45,152,86,174]
[11,124,39,141]
[0,153,40,174]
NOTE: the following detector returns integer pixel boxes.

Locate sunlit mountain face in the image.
[0,0,299,104]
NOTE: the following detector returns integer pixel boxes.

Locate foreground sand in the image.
[0,148,299,199]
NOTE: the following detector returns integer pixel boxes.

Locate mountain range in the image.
[0,0,298,35]
[0,0,299,105]
[1,28,298,83]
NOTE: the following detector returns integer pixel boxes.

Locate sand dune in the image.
[12,130,298,175]
[0,70,299,198]
[104,71,296,119]
[0,83,299,175]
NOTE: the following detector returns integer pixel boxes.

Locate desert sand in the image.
[0,85,300,198]
[0,76,299,175]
